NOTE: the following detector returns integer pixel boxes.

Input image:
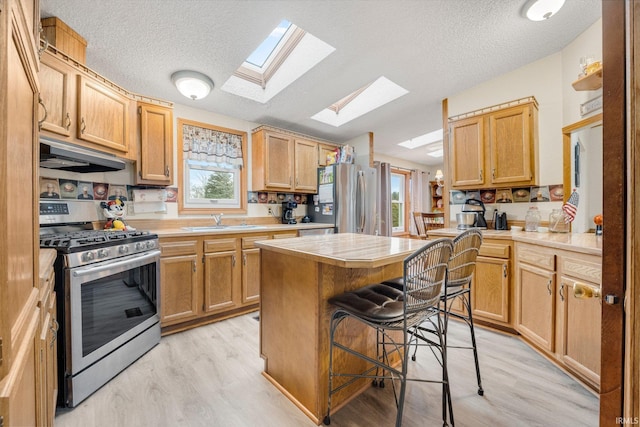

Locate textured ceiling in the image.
[39,0,601,166]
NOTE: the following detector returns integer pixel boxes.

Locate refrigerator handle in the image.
[357,170,366,233]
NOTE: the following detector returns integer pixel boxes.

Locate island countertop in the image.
[255,232,430,268]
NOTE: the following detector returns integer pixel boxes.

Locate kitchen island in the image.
[255,233,429,424]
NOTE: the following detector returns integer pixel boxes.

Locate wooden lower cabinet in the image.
[468,240,512,328]
[159,231,297,333]
[515,242,601,390]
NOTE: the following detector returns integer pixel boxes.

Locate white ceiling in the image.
[39,0,601,166]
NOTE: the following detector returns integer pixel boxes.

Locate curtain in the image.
[182,123,244,168]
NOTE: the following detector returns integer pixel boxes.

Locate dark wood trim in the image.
[601,0,627,423]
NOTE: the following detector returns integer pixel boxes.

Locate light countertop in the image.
[428,228,602,256]
[255,232,429,268]
[153,222,333,238]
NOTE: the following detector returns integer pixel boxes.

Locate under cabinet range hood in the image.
[39,137,126,172]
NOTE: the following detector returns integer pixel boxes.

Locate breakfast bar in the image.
[255,233,429,424]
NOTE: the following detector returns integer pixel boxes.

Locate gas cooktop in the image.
[40,229,156,252]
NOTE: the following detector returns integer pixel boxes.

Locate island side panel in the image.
[259,246,404,424]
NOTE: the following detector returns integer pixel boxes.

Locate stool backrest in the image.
[447,229,483,287]
[403,238,453,313]
[412,212,427,238]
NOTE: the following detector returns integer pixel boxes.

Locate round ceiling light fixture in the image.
[171,70,214,100]
[523,0,566,21]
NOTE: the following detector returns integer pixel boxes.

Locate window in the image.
[177,118,247,214]
[391,169,411,234]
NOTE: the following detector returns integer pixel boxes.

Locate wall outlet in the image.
[268,207,273,215]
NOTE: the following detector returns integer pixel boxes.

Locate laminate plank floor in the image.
[54,314,598,427]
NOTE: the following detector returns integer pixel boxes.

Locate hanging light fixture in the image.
[523,0,565,21]
[171,70,214,100]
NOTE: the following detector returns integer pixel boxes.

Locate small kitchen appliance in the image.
[494,210,508,230]
[282,200,298,224]
[459,198,488,229]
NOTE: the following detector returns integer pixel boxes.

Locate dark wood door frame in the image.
[601,0,627,424]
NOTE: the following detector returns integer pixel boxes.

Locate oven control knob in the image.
[82,251,96,262]
[146,240,156,249]
[135,242,145,251]
[119,245,130,255]
[97,249,110,259]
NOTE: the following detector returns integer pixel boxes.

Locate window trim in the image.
[177,118,248,214]
[391,168,411,235]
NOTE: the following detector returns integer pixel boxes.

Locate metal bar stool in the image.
[382,229,485,396]
[323,238,454,427]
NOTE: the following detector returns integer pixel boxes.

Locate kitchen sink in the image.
[182,225,267,232]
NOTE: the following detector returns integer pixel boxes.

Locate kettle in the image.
[494,210,508,230]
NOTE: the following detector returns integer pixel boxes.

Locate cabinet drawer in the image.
[204,238,238,253]
[242,235,270,249]
[160,240,198,257]
[479,242,510,259]
[560,256,601,285]
[516,244,555,270]
[273,232,298,239]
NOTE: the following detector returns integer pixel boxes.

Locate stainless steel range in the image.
[39,200,160,407]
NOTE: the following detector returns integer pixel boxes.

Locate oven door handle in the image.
[71,250,161,277]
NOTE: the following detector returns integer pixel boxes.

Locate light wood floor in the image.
[54,314,598,427]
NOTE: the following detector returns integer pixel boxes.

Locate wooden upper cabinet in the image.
[450,116,484,187]
[318,143,338,166]
[77,75,130,154]
[39,52,75,137]
[136,102,173,185]
[449,98,538,190]
[489,104,535,185]
[293,139,318,192]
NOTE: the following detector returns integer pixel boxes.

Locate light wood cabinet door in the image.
[137,102,173,185]
[39,53,74,137]
[488,104,534,186]
[472,256,510,324]
[242,248,261,304]
[516,263,556,352]
[160,254,199,326]
[77,75,130,153]
[294,139,318,192]
[450,116,484,187]
[203,250,239,313]
[264,132,294,190]
[558,277,601,389]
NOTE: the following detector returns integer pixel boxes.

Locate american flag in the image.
[562,190,579,223]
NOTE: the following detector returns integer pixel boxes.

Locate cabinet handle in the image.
[559,283,565,302]
[38,96,47,130]
[479,169,483,181]
[546,279,552,295]
[296,178,299,186]
[192,260,196,272]
[65,112,71,130]
[492,168,496,181]
[502,264,507,278]
[38,23,49,59]
[80,117,86,134]
[232,255,236,267]
[290,176,292,186]
[165,165,170,177]
[243,253,247,266]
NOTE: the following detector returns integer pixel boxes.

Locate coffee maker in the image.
[281,201,298,224]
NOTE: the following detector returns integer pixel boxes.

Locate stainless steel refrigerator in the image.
[309,161,391,236]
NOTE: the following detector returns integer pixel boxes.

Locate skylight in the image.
[311,77,408,127]
[245,20,292,67]
[398,129,443,150]
[221,19,335,103]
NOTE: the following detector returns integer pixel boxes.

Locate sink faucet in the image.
[212,213,223,226]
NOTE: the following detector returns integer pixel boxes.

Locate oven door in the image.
[67,249,160,375]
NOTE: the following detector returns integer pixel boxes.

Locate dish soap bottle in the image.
[525,206,541,232]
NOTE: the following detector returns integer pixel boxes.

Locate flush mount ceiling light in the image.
[171,70,214,100]
[523,0,565,21]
